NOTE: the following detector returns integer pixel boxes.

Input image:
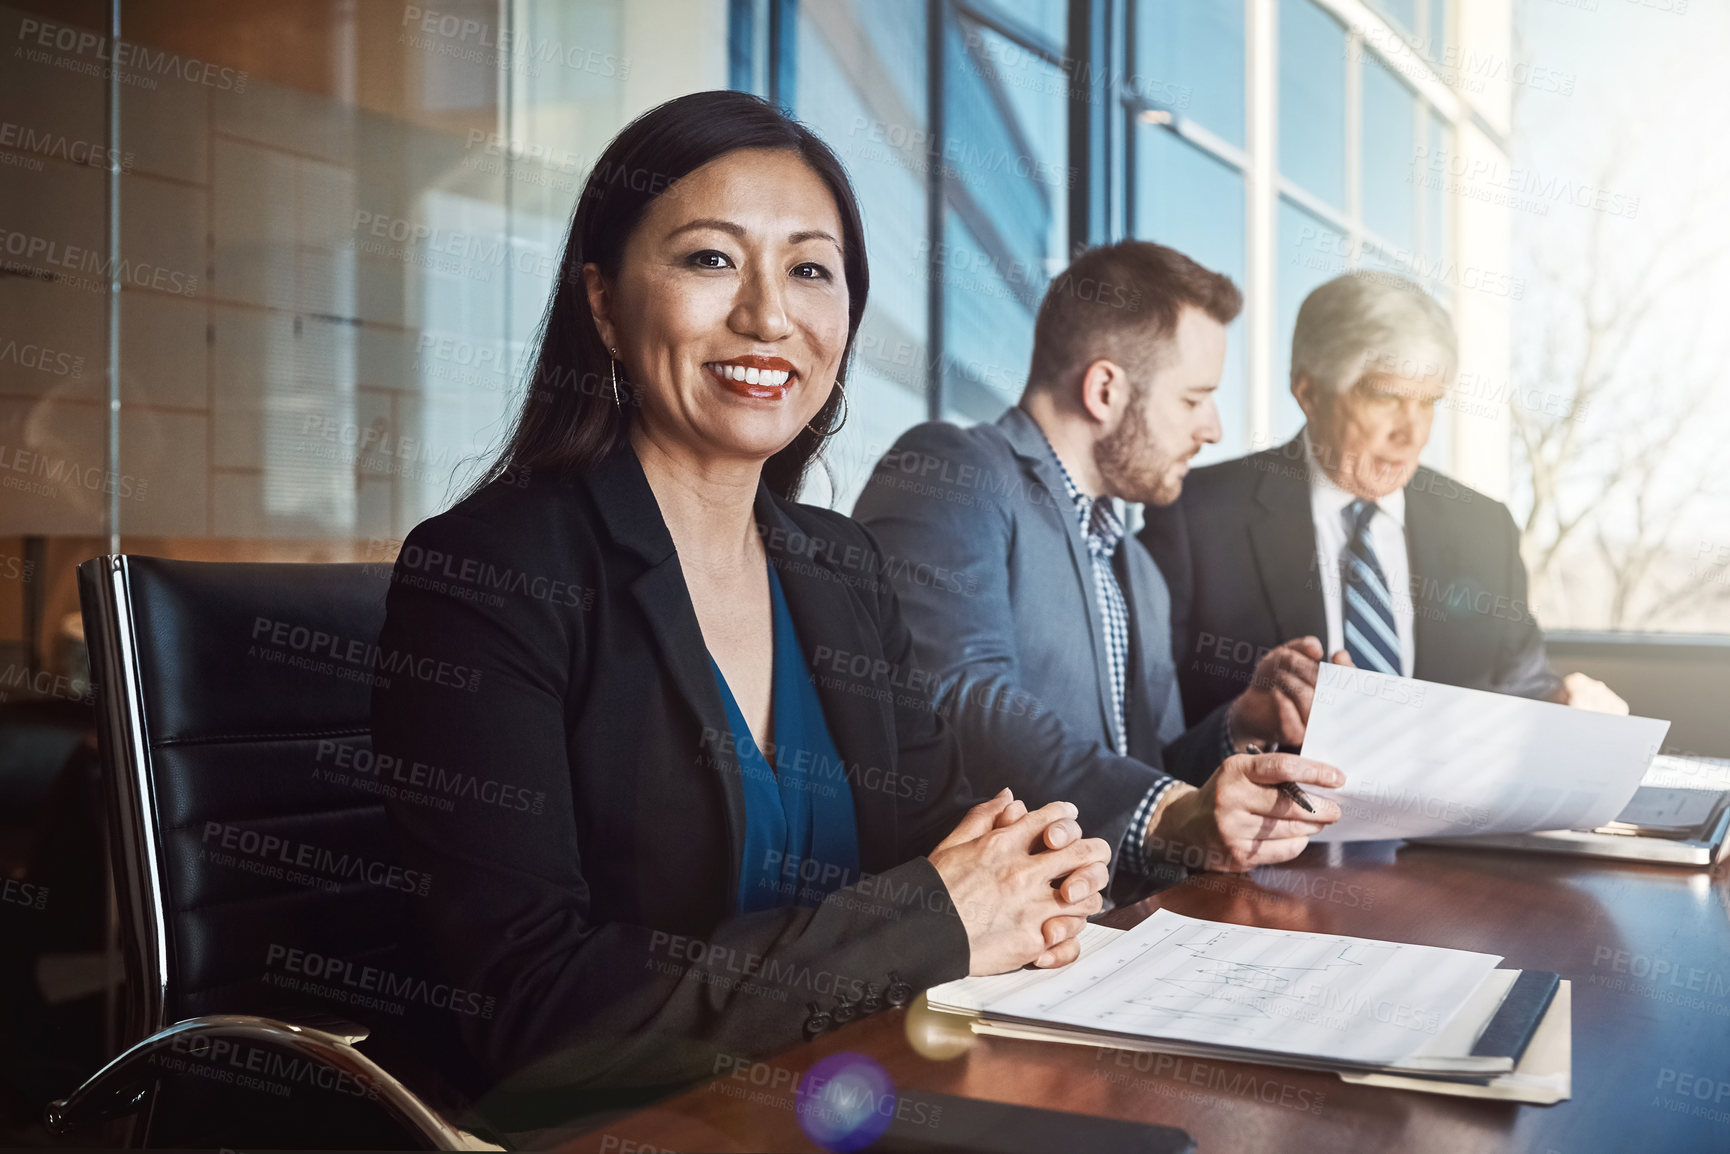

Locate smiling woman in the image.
[367,90,1117,1136]
[465,92,867,501]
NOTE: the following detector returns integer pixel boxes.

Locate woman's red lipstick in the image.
[703,354,797,400]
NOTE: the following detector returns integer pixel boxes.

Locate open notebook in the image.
[928,912,1570,1105]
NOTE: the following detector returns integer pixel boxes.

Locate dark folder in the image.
[1471,970,1561,1065]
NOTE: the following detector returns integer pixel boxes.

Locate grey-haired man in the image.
[1140,271,1625,731]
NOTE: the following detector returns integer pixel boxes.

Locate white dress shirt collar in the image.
[1300,426,1416,675]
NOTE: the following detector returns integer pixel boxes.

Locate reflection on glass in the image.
[1424,111,1450,268]
[970,0,1068,49]
[1429,0,1447,60]
[973,33,1067,253]
[1373,0,1417,32]
[1133,0,1246,148]
[1274,198,1347,442]
[790,0,933,508]
[941,12,1066,423]
[1,3,114,540]
[941,209,1036,423]
[794,0,930,394]
[948,17,1067,276]
[0,0,648,545]
[1133,128,1248,460]
[1361,51,1417,251]
[1278,0,1347,209]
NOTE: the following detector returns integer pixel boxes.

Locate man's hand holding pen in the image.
[1142,752,1345,874]
[1246,741,1317,814]
[1131,632,1348,872]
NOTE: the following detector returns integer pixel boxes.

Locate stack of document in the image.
[1415,760,1730,865]
[928,911,1570,1104]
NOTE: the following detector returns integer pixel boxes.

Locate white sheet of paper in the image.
[983,910,1502,1066]
[1299,665,1670,842]
[929,923,1125,1013]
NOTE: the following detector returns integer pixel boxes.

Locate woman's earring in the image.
[807,379,848,437]
[608,347,622,408]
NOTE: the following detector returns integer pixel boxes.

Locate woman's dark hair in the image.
[468,90,870,501]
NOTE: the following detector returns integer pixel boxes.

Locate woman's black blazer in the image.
[370,443,992,1096]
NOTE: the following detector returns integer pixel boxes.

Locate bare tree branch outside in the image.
[1510,2,1730,633]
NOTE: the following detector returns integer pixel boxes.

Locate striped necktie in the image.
[1342,498,1401,674]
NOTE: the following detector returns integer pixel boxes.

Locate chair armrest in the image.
[268,1009,371,1044]
[46,1013,504,1150]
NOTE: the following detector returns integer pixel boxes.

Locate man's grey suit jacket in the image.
[852,406,1229,813]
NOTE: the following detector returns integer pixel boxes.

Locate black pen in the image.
[1244,741,1317,814]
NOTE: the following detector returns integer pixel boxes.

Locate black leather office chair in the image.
[50,556,502,1149]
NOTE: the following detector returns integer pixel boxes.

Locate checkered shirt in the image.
[1033,428,1179,877]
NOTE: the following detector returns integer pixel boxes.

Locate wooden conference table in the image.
[552,841,1730,1153]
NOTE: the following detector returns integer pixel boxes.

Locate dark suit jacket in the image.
[370,441,1151,1105]
[852,406,1227,796]
[1138,433,1563,729]
[370,445,979,1100]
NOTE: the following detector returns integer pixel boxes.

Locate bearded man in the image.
[851,241,1341,879]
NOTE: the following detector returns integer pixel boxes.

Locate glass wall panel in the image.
[1133,0,1246,148]
[1278,0,1347,209]
[1273,197,1347,442]
[1361,52,1417,251]
[1374,0,1417,34]
[940,10,1066,424]
[1423,109,1449,268]
[1133,128,1248,461]
[0,1,111,561]
[792,0,932,507]
[940,207,1038,422]
[971,0,1068,49]
[959,22,1067,276]
[0,0,714,683]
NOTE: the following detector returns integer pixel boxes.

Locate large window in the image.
[1127,0,1248,462]
[1126,0,1463,467]
[1278,0,1347,212]
[0,0,680,553]
[769,0,1069,507]
[0,0,722,696]
[937,4,1069,426]
[1506,0,1730,635]
[785,0,934,508]
[765,0,1476,506]
[1361,53,1417,251]
[1133,132,1247,460]
[1131,0,1245,148]
[1273,200,1347,439]
[1270,0,1458,466]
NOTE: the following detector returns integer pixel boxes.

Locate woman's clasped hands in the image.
[928,789,1112,976]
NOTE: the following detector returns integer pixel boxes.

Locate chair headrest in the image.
[117,559,392,744]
